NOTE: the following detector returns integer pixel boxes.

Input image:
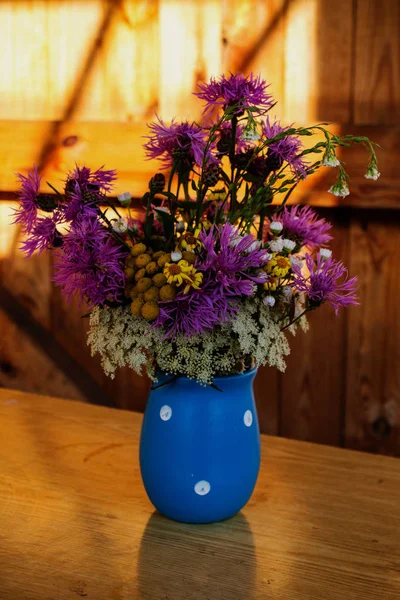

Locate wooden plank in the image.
[222,0,287,119]
[159,0,222,120]
[0,308,85,401]
[280,209,349,446]
[284,0,353,123]
[345,213,400,455]
[254,366,279,436]
[1,389,400,599]
[354,0,400,125]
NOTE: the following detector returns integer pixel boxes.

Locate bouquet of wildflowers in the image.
[14,73,379,385]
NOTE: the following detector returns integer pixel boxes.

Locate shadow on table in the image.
[136,511,257,599]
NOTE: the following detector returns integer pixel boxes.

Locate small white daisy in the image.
[270,221,283,235]
[117,192,132,207]
[269,237,284,253]
[111,217,128,234]
[319,248,332,260]
[283,239,296,252]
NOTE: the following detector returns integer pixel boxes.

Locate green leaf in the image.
[143,212,154,242]
[158,191,177,200]
[46,182,63,197]
[191,179,198,191]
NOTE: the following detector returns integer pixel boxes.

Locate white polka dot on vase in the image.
[160,405,172,421]
[194,480,211,496]
[244,409,253,427]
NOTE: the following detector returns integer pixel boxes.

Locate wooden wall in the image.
[1,0,400,455]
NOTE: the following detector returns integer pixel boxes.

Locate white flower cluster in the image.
[87,300,307,385]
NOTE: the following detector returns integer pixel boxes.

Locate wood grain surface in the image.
[0,388,399,600]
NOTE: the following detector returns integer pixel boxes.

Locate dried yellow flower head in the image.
[159,284,177,301]
[135,268,146,282]
[124,267,135,281]
[146,261,158,275]
[131,243,147,257]
[141,301,160,321]
[135,253,152,269]
[144,286,159,302]
[130,298,144,317]
[182,251,196,265]
[157,254,170,268]
[152,273,168,288]
[136,277,152,293]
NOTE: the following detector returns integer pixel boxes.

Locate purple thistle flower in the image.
[62,181,100,222]
[67,165,117,194]
[20,213,63,257]
[13,167,41,233]
[53,217,127,306]
[143,117,217,169]
[195,73,274,117]
[155,276,239,338]
[292,253,358,315]
[272,205,333,247]
[199,223,269,295]
[262,117,308,178]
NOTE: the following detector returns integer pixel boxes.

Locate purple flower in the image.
[143,117,217,169]
[13,167,41,233]
[195,73,274,116]
[272,205,333,247]
[262,117,307,178]
[66,165,117,195]
[62,180,100,222]
[53,217,127,306]
[62,165,116,223]
[155,276,238,338]
[20,213,62,257]
[199,223,269,295]
[292,253,358,314]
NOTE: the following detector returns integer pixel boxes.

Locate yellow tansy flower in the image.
[264,278,278,292]
[265,254,291,278]
[180,228,201,251]
[164,260,192,286]
[183,270,203,294]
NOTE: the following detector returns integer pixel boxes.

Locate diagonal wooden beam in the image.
[36,0,123,175]
[0,284,115,408]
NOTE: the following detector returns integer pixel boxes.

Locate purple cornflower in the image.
[20,213,62,257]
[13,167,41,233]
[195,73,274,116]
[262,117,307,178]
[272,205,333,247]
[53,217,127,306]
[66,165,117,195]
[155,276,238,338]
[292,253,358,315]
[143,117,217,169]
[62,180,100,222]
[199,223,269,295]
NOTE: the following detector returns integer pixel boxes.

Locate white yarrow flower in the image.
[263,295,276,307]
[269,237,284,252]
[171,250,183,262]
[242,126,261,142]
[328,180,350,198]
[117,192,132,207]
[322,150,340,167]
[319,248,332,260]
[283,238,296,252]
[365,164,380,180]
[270,221,283,234]
[111,217,128,234]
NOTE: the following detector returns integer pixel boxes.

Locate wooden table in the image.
[0,389,399,600]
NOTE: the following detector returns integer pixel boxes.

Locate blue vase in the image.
[139,367,260,524]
